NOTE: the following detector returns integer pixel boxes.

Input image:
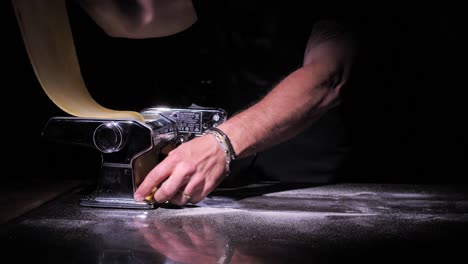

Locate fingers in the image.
[169,179,204,205]
[190,171,226,204]
[134,156,177,201]
[152,161,195,203]
[182,178,206,204]
[166,164,226,205]
[168,191,191,206]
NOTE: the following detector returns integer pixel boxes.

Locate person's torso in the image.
[68,0,327,115]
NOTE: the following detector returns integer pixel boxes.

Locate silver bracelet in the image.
[206,130,231,176]
[209,127,237,160]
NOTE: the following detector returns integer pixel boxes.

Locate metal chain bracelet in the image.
[208,127,237,161]
[206,130,232,176]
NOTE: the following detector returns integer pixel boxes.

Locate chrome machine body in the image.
[42,106,227,209]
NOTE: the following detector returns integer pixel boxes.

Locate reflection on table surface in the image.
[2,183,468,263]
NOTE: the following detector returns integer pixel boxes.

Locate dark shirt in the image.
[67,0,356,183]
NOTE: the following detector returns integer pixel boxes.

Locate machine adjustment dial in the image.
[93,122,124,153]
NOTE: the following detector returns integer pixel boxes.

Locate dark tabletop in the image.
[2,182,468,264]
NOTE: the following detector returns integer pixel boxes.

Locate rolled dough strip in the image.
[12,0,144,121]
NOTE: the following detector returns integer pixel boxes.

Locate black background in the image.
[3,1,467,185]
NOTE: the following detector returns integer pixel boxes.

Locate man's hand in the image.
[134,134,227,205]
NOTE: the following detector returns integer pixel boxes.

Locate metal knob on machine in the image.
[93,122,124,153]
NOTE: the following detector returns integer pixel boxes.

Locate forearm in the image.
[218,62,343,159]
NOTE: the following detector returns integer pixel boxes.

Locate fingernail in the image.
[134,193,144,202]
